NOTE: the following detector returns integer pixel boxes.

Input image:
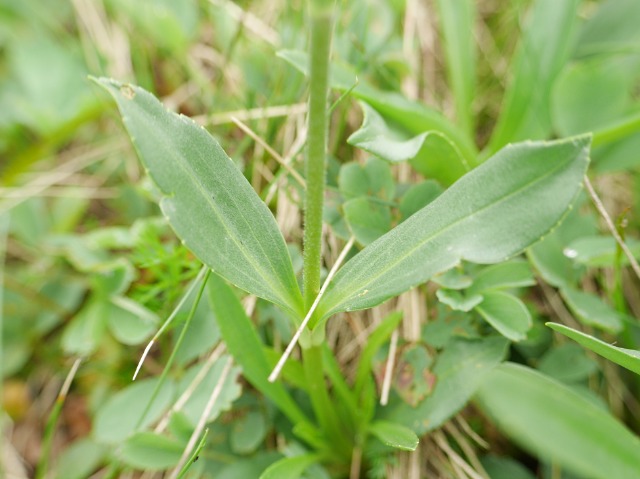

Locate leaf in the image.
[338,157,395,201]
[93,377,175,444]
[475,363,640,479]
[436,289,483,312]
[120,432,183,470]
[278,50,477,167]
[316,136,590,321]
[552,57,632,137]
[354,312,403,397]
[434,0,476,137]
[487,0,580,154]
[481,455,537,479]
[92,77,303,317]
[384,336,508,435]
[61,297,108,356]
[475,291,532,342]
[546,322,640,376]
[107,296,158,345]
[54,439,106,479]
[178,357,242,425]
[538,342,599,383]
[207,273,310,426]
[343,197,391,246]
[231,411,267,455]
[347,102,469,185]
[259,454,321,479]
[399,180,443,220]
[431,268,473,290]
[560,287,624,333]
[368,420,419,451]
[564,235,640,267]
[467,260,535,294]
[574,0,640,57]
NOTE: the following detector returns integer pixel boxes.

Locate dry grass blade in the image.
[583,175,640,281]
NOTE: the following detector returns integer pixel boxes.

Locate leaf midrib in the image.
[323,145,585,316]
[131,97,298,312]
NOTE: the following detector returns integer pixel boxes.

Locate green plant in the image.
[3,0,640,478]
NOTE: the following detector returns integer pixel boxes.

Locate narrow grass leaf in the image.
[546,322,640,376]
[354,311,403,398]
[475,291,532,342]
[317,136,590,320]
[207,273,309,426]
[92,77,303,317]
[260,454,321,479]
[434,0,476,138]
[487,0,580,154]
[475,363,640,479]
[369,420,419,451]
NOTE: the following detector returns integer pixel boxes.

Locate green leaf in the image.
[316,136,590,321]
[546,323,640,376]
[487,0,580,154]
[475,291,532,342]
[368,420,419,451]
[384,336,508,435]
[207,273,309,426]
[431,268,473,290]
[54,439,106,479]
[347,103,469,185]
[434,0,476,137]
[564,235,640,267]
[436,289,482,312]
[178,357,242,425]
[475,363,640,479]
[527,232,579,288]
[552,57,632,137]
[338,157,395,201]
[61,297,108,356]
[560,287,624,333]
[278,50,477,168]
[399,180,443,220]
[94,377,175,444]
[259,454,321,479]
[481,455,537,479]
[343,197,391,246]
[120,432,183,470]
[92,77,303,317]
[107,296,158,346]
[574,0,640,57]
[467,260,535,294]
[231,411,267,455]
[538,342,598,383]
[354,312,403,398]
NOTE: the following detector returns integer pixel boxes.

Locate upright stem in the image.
[303,0,333,311]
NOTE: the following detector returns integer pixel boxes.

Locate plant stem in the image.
[303,0,333,311]
[303,344,352,459]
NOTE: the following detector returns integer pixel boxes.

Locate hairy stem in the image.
[303,0,333,311]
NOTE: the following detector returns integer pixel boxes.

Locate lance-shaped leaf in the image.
[475,363,640,479]
[315,136,590,322]
[92,77,303,316]
[547,322,640,376]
